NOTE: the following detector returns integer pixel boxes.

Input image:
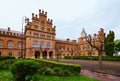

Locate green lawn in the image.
[0,70,100,81]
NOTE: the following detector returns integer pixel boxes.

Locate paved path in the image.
[81,70,120,81]
[57,59,120,81]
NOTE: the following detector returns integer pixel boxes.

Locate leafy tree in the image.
[114,40,120,56]
[104,31,115,56]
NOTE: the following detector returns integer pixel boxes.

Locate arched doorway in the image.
[49,51,53,59]
[42,51,47,59]
[35,51,40,58]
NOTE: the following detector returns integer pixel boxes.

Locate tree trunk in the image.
[98,51,102,69]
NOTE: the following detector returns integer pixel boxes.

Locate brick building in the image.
[0,9,105,59]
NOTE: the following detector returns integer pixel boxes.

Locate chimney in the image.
[8,27,10,31]
[66,38,70,42]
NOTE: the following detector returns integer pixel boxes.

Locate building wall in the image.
[0,29,25,58]
[25,9,56,59]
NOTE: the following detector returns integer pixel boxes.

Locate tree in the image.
[104,31,115,56]
[114,40,120,56]
[87,45,93,60]
[85,28,105,68]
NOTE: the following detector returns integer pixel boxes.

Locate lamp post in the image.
[21,16,28,59]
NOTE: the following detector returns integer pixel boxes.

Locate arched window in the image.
[18,42,22,49]
[33,41,38,47]
[40,42,44,48]
[0,41,3,48]
[8,41,14,48]
[46,42,51,48]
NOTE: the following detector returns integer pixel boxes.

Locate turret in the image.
[39,9,47,18]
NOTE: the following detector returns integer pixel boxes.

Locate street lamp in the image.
[21,16,28,59]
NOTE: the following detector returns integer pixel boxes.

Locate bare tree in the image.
[85,28,105,68]
[87,45,93,61]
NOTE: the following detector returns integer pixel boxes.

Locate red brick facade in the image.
[0,9,105,59]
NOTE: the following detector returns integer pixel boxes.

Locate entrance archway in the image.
[42,51,47,59]
[49,51,53,59]
[35,51,40,58]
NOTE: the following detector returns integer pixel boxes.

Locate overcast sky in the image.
[0,0,120,40]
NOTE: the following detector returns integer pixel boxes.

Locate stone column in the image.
[40,53,43,59]
[47,51,50,59]
[53,52,56,59]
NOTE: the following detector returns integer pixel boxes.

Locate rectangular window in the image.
[47,28,50,32]
[33,42,38,47]
[41,21,45,27]
[18,43,22,49]
[8,42,14,48]
[34,33,38,38]
[40,34,45,39]
[0,52,1,56]
[46,35,51,40]
[41,21,45,31]
[41,27,44,31]
[0,42,2,48]
[34,25,38,29]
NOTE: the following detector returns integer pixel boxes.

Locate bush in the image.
[10,60,39,81]
[37,67,54,75]
[34,59,81,76]
[0,59,16,70]
[53,67,72,76]
[0,56,15,60]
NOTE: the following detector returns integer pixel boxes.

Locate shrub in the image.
[0,59,16,70]
[34,59,81,76]
[53,67,72,76]
[0,56,15,60]
[10,60,39,81]
[38,67,54,75]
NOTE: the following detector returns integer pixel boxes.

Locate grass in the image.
[0,70,100,81]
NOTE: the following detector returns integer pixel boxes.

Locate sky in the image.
[0,0,120,40]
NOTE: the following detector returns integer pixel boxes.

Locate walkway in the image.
[58,59,120,81]
[81,70,120,81]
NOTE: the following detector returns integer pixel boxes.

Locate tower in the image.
[81,28,87,38]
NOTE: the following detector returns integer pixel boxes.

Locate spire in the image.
[81,28,87,37]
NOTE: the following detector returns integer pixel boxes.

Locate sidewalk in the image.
[81,70,120,81]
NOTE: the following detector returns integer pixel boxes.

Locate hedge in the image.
[64,56,120,61]
[0,56,16,60]
[0,59,16,70]
[31,59,81,75]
